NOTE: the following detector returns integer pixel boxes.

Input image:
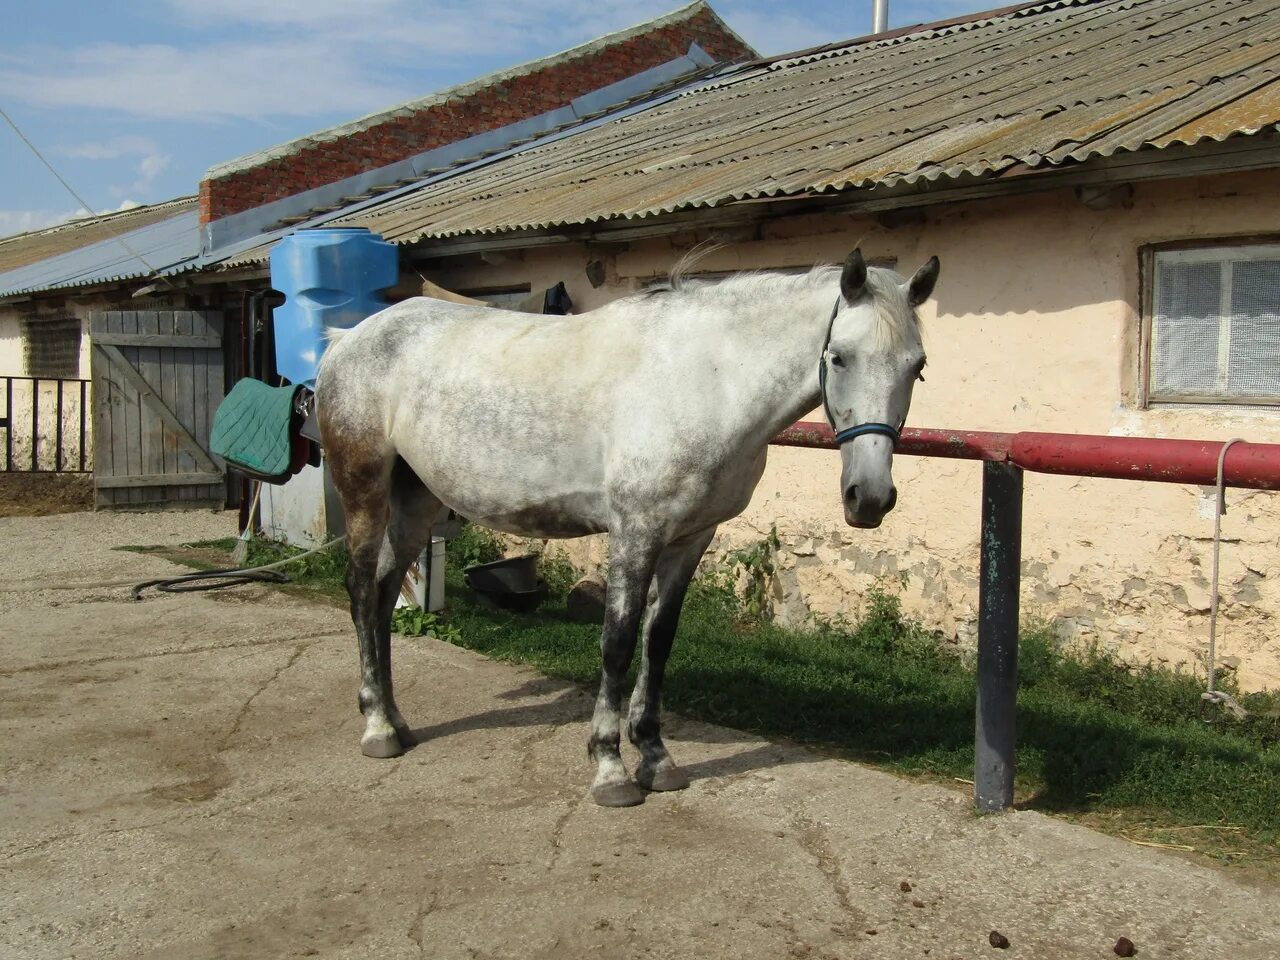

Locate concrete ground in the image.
[2,510,1278,960]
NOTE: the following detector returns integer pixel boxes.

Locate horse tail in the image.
[668,238,726,289]
[314,325,354,382]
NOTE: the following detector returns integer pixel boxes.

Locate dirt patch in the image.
[0,472,94,517]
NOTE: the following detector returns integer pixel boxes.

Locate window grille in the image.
[1149,244,1280,404]
[21,317,81,379]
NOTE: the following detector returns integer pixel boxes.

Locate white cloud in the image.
[110,152,172,200]
[0,40,408,122]
[56,135,173,204]
[0,1,700,125]
[60,135,161,160]
[163,0,403,27]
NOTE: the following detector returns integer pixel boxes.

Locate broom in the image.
[231,482,263,566]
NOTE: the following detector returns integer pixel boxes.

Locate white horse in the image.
[316,249,938,806]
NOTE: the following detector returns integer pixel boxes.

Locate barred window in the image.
[1149,244,1280,404]
[21,317,82,379]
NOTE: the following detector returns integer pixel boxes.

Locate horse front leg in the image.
[587,527,662,807]
[627,526,717,791]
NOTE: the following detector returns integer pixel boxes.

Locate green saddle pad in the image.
[210,379,303,482]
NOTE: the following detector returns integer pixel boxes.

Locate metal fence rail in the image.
[772,420,1280,810]
[1,375,91,473]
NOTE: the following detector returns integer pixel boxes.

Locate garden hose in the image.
[130,535,345,600]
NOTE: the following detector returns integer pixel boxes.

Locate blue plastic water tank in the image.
[269,228,399,387]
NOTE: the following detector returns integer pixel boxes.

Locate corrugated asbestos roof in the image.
[0,205,201,298]
[221,0,1280,264]
[0,198,196,275]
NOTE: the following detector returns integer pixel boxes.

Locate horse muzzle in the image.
[843,483,897,528]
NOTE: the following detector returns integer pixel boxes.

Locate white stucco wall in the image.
[426,170,1280,690]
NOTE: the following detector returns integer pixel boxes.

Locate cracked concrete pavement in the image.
[3,510,1279,959]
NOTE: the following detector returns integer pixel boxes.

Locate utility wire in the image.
[0,104,175,289]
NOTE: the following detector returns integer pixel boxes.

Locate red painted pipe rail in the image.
[773,421,1280,491]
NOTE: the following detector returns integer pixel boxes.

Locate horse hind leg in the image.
[627,525,716,792]
[367,458,443,752]
[324,428,404,759]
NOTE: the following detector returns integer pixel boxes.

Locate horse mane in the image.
[634,256,920,348]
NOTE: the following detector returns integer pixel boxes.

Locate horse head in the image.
[820,248,939,528]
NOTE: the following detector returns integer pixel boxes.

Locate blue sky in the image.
[0,0,982,239]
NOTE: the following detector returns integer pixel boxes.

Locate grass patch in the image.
[136,529,1280,869]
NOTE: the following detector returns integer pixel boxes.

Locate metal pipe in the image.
[775,422,1014,461]
[872,0,889,34]
[1009,431,1280,490]
[974,462,1023,811]
[772,421,1280,490]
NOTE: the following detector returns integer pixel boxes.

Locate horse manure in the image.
[988,931,1010,949]
[900,880,913,892]
[1114,936,1136,957]
[913,900,926,909]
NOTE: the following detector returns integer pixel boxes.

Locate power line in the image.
[0,104,174,289]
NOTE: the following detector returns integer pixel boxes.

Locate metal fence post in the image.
[975,461,1023,811]
[31,378,39,471]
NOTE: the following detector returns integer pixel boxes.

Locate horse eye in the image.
[829,353,846,369]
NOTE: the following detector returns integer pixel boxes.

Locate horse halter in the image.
[818,297,902,447]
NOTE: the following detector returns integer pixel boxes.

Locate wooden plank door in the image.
[90,310,226,508]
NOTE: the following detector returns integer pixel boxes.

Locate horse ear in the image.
[840,248,866,302]
[908,256,940,307]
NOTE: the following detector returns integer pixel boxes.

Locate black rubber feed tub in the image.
[463,555,548,612]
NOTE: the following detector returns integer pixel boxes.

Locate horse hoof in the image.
[361,730,404,759]
[591,781,645,807]
[636,764,690,792]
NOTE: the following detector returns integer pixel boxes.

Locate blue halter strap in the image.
[819,297,902,448]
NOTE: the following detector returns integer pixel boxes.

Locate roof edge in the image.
[0,195,197,247]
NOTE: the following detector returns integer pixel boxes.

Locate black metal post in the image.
[79,380,88,471]
[4,377,11,471]
[55,378,64,472]
[974,461,1024,811]
[31,378,39,471]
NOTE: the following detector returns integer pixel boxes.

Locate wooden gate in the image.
[90,310,226,508]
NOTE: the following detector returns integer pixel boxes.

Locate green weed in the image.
[391,605,462,643]
[450,523,505,570]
